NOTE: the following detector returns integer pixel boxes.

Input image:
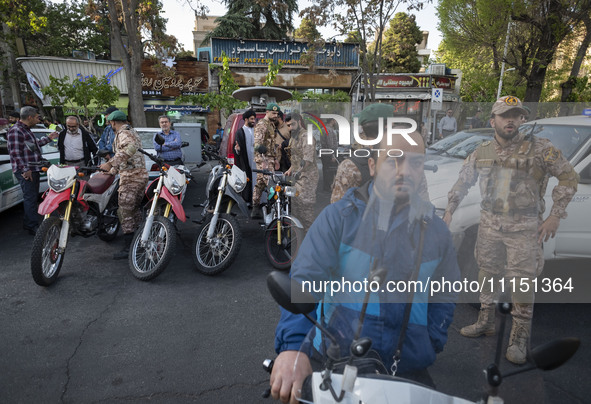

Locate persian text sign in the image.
[211,38,359,68]
[376,75,456,90]
[140,60,208,98]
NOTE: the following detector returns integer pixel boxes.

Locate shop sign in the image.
[375,75,455,90]
[143,104,209,113]
[141,60,209,98]
[211,38,358,68]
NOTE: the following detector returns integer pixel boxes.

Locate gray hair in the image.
[66,115,79,124]
[20,106,38,120]
[158,115,170,122]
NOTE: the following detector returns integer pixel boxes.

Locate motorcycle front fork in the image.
[50,186,77,251]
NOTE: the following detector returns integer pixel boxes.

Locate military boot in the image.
[113,233,133,260]
[506,318,531,365]
[460,305,496,337]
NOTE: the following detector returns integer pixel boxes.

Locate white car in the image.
[426,115,591,282]
[0,128,60,213]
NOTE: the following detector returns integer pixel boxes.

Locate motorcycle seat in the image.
[87,173,115,194]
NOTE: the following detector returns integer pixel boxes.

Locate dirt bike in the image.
[128,145,193,281]
[30,158,120,286]
[252,168,304,270]
[263,270,580,403]
[193,149,249,275]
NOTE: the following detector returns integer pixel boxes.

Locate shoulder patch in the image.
[543,147,560,162]
[481,140,491,146]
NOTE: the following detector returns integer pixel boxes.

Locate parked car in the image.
[427,128,494,155]
[0,128,60,213]
[426,115,591,287]
[219,111,266,165]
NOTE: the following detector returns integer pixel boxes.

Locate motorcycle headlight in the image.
[284,186,297,197]
[49,176,70,192]
[267,187,276,201]
[169,178,184,195]
[232,176,246,193]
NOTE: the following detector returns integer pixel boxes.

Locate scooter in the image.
[30,156,120,286]
[193,149,249,275]
[128,140,192,281]
[264,270,580,403]
[252,168,304,270]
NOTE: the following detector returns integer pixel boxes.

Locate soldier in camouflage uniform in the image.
[284,113,318,230]
[443,96,578,364]
[330,104,429,204]
[99,111,148,260]
[252,103,280,219]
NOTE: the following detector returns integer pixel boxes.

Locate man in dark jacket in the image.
[57,116,98,165]
[269,129,459,404]
[233,109,256,204]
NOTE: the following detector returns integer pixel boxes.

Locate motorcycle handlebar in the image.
[139,148,165,166]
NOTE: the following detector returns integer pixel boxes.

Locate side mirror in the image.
[531,338,580,371]
[266,271,316,315]
[154,134,165,146]
[256,145,268,155]
[181,141,189,148]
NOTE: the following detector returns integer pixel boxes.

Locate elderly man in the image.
[251,103,280,219]
[57,116,98,166]
[99,111,148,260]
[438,108,457,139]
[443,95,578,364]
[7,106,59,234]
[154,115,183,165]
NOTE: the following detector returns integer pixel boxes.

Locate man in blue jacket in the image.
[269,125,459,403]
[154,115,183,165]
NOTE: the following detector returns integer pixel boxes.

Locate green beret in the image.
[266,102,280,112]
[356,103,394,125]
[107,110,127,122]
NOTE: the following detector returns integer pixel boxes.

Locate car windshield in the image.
[136,130,158,149]
[521,123,591,161]
[428,131,474,152]
[443,134,493,159]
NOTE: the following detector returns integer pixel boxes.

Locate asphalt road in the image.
[0,164,589,403]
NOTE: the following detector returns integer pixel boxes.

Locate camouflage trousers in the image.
[292,175,318,231]
[475,225,543,321]
[118,176,148,234]
[253,164,269,206]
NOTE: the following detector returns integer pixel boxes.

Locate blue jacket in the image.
[274,182,460,374]
[98,125,115,153]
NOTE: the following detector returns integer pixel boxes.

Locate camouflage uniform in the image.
[446,130,577,361]
[109,124,148,234]
[253,116,277,205]
[286,128,318,230]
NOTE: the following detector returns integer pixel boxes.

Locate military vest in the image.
[474,137,546,215]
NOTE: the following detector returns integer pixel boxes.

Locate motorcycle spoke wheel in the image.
[97,203,120,242]
[31,217,66,286]
[128,216,177,281]
[265,217,304,270]
[193,213,242,276]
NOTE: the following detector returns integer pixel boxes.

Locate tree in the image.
[437,0,591,103]
[206,0,298,42]
[294,18,323,42]
[42,74,120,134]
[88,0,180,127]
[559,14,591,106]
[301,0,428,102]
[381,12,423,73]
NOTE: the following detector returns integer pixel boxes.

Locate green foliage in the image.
[177,53,247,112]
[42,74,120,131]
[381,12,423,73]
[264,61,283,86]
[0,0,47,34]
[206,0,298,42]
[291,90,351,102]
[294,18,323,42]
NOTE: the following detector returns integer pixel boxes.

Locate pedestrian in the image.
[251,103,280,219]
[99,111,148,260]
[8,111,20,127]
[154,115,183,165]
[284,112,318,231]
[6,106,59,235]
[443,95,578,364]
[269,130,459,402]
[274,111,291,172]
[57,116,98,166]
[98,106,117,159]
[213,122,223,151]
[233,109,257,204]
[438,108,457,139]
[330,104,429,204]
[469,110,484,129]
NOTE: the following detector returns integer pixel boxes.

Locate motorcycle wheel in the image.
[264,217,304,270]
[193,213,241,275]
[97,198,120,242]
[128,215,177,281]
[31,217,66,286]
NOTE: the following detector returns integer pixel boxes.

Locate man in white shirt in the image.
[438,108,457,139]
[57,116,97,165]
